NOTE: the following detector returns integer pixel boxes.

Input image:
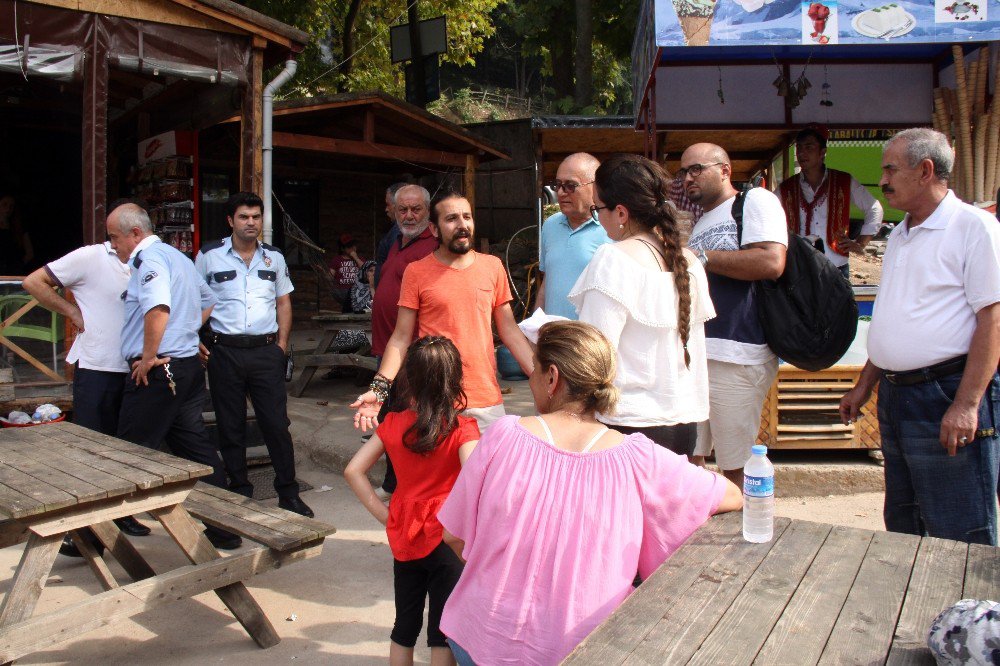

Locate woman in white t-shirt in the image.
[568,154,714,456]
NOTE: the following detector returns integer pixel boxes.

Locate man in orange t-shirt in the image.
[352,191,534,430]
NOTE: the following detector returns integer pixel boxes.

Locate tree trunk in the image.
[551,40,574,100]
[337,0,365,91]
[573,0,593,109]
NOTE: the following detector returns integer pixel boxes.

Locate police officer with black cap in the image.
[195,192,313,518]
[108,202,242,550]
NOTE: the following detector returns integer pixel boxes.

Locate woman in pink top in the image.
[438,321,742,665]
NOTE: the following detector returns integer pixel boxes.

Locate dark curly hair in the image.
[393,336,467,455]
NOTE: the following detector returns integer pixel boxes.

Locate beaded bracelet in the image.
[369,373,392,403]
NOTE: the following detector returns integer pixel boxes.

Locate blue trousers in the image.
[72,366,126,436]
[878,371,999,545]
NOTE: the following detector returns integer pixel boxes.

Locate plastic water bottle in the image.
[743,444,774,543]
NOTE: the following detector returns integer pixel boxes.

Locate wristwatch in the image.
[697,249,709,267]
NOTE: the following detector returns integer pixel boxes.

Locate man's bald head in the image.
[681,143,731,169]
[560,153,601,181]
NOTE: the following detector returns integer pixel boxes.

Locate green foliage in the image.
[240,0,504,97]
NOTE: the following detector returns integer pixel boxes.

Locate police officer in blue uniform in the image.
[108,202,242,550]
[195,192,313,518]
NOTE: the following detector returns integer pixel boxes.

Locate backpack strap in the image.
[731,190,748,247]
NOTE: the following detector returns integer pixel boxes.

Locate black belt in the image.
[209,332,276,348]
[883,355,967,386]
[126,355,198,365]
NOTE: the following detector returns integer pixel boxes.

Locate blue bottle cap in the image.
[751,444,768,456]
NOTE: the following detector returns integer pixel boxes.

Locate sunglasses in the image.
[677,162,724,179]
[551,180,594,194]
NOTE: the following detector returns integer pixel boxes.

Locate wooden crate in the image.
[757,365,880,450]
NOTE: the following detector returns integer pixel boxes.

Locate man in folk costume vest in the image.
[779,125,884,278]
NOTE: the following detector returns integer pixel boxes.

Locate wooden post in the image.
[82,20,108,245]
[464,154,478,209]
[240,41,265,194]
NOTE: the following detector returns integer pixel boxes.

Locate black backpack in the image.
[734,190,858,372]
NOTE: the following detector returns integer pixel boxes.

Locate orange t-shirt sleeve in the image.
[398,262,421,310]
[491,258,513,309]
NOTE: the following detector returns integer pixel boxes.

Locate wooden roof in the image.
[537,125,791,182]
[262,91,510,170]
[27,0,309,52]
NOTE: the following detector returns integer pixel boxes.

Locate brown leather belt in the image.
[883,355,967,386]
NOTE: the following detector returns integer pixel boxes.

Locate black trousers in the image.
[117,356,227,489]
[73,366,126,436]
[391,541,464,648]
[607,422,698,457]
[207,343,299,501]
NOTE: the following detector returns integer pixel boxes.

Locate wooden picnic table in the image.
[564,512,999,665]
[289,312,376,397]
[0,422,335,662]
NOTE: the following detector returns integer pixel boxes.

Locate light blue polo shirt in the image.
[194,237,294,336]
[121,237,216,360]
[538,212,612,320]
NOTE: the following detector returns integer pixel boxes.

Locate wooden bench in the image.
[183,483,335,551]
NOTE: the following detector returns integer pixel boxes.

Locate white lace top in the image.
[568,243,715,427]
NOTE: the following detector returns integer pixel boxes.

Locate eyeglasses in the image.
[677,162,724,179]
[589,205,609,217]
[551,180,594,194]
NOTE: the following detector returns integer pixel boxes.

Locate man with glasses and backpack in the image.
[682,143,788,487]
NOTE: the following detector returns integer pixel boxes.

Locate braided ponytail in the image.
[595,154,694,367]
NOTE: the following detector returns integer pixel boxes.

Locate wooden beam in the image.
[272,131,470,168]
[464,154,478,209]
[364,109,376,144]
[166,0,300,48]
[240,47,264,194]
[28,0,242,35]
[82,22,108,247]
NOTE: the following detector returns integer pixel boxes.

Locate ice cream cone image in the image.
[673,0,717,45]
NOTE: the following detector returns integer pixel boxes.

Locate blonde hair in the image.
[536,321,619,415]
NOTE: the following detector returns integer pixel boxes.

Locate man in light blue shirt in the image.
[196,192,312,518]
[537,153,611,319]
[108,202,241,550]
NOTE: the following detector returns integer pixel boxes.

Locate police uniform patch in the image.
[263,255,272,267]
[141,271,158,285]
[285,266,290,277]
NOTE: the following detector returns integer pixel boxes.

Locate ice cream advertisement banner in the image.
[657,0,996,45]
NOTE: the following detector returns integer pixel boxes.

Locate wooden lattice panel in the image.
[757,365,880,450]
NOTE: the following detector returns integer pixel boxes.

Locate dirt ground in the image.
[849,249,882,285]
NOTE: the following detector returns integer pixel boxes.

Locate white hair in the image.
[887,128,954,181]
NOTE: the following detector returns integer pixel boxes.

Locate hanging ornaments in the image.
[820,65,833,107]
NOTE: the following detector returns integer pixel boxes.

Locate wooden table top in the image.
[0,422,211,520]
[564,512,1000,665]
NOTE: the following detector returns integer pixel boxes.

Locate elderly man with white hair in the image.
[840,127,1000,545]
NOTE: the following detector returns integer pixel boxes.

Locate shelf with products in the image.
[133,130,201,256]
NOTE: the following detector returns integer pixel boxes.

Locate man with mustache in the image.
[840,128,1000,545]
[195,192,313,518]
[353,191,534,431]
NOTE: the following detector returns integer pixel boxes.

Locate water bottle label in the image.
[744,475,774,497]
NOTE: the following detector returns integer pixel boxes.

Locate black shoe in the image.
[278,496,315,518]
[204,528,243,551]
[59,533,105,558]
[114,515,151,537]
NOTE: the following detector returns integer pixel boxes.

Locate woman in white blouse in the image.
[568,154,714,456]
